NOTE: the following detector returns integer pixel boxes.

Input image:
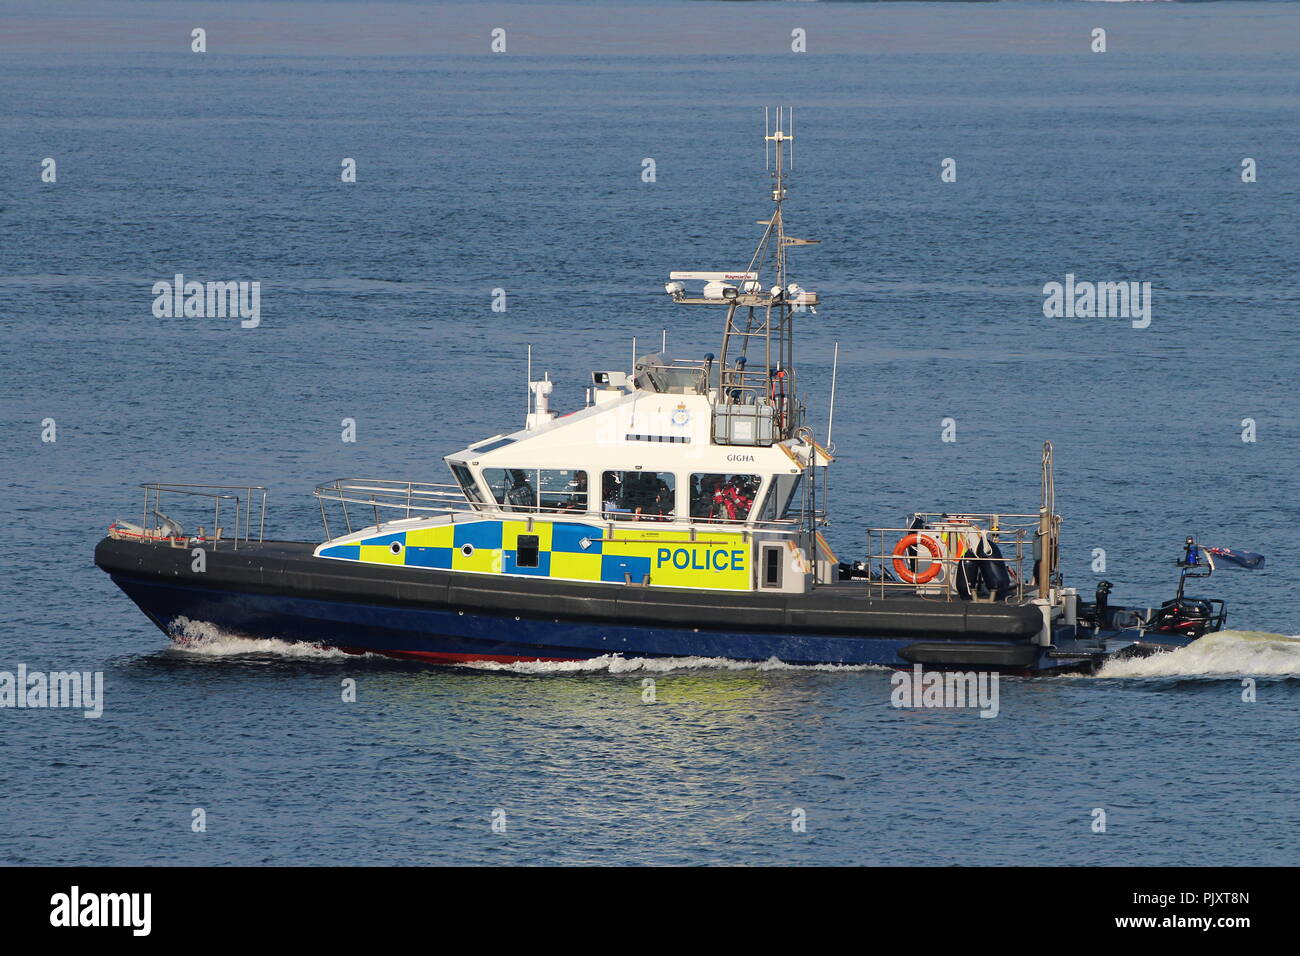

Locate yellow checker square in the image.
[452,544,501,574]
[503,520,553,552]
[359,544,405,565]
[405,524,455,548]
[549,551,602,582]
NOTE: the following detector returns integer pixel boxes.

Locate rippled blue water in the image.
[1,1,1297,865]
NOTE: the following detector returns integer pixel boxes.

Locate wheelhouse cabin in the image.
[313,352,832,594]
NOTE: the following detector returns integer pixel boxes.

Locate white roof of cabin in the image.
[446,389,799,475]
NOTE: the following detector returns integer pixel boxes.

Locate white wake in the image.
[168,617,356,660]
[458,655,885,675]
[1094,630,1300,678]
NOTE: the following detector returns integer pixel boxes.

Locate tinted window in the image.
[538,469,588,513]
[602,471,675,521]
[759,474,803,522]
[483,469,588,513]
[484,468,537,510]
[690,473,761,521]
[450,463,485,505]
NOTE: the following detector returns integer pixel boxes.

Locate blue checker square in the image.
[454,521,503,550]
[551,522,602,554]
[405,546,452,570]
[320,544,360,559]
[601,554,651,582]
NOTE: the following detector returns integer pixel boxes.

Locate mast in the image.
[716,107,816,443]
[664,107,819,447]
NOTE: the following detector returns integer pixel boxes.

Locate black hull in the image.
[94,537,1047,669]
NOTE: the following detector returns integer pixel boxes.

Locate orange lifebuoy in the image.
[892,533,944,584]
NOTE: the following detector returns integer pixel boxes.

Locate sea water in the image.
[1,0,1296,865]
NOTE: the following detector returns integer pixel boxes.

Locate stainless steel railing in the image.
[110,483,268,551]
[313,478,473,538]
[857,513,1048,602]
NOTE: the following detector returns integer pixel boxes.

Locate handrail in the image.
[909,511,1041,524]
[115,483,268,551]
[856,514,1051,602]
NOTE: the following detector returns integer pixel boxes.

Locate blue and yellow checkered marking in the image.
[324,519,752,590]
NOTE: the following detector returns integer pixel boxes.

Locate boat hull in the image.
[95,537,1052,669]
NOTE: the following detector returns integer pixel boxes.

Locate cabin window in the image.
[758,474,803,522]
[690,473,761,521]
[484,468,536,510]
[516,534,540,568]
[538,470,588,512]
[761,544,784,588]
[450,463,486,506]
[602,471,675,521]
[483,469,588,513]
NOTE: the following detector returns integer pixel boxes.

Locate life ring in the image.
[892,533,944,584]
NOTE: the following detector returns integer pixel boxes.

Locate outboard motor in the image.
[1094,580,1113,627]
[1077,579,1116,629]
[1148,597,1221,638]
[1147,537,1226,638]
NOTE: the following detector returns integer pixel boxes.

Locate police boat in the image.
[94,113,1252,673]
